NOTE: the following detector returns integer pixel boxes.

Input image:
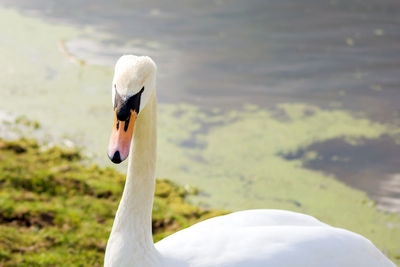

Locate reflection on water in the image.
[1,0,400,122]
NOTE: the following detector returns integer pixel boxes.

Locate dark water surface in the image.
[2,0,400,121]
[283,135,400,213]
[1,0,400,211]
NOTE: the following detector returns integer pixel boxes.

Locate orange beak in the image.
[107,109,137,163]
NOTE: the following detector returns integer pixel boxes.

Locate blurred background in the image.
[0,0,399,265]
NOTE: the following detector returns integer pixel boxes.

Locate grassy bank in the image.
[0,138,226,266]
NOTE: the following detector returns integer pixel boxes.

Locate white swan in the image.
[104,55,395,267]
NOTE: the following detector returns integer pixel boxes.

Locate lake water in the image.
[0,0,399,212]
[2,0,400,119]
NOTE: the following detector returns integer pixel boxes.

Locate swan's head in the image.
[107,55,156,164]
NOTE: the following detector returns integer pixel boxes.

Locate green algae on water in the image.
[156,103,400,263]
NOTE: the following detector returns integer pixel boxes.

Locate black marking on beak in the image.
[114,87,145,121]
[109,151,122,164]
[124,115,130,132]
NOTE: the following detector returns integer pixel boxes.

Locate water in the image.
[283,135,400,213]
[2,0,399,120]
[1,0,400,211]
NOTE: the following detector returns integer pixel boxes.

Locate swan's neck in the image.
[105,91,160,267]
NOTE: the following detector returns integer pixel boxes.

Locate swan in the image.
[104,55,396,267]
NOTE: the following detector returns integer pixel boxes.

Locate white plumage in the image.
[156,209,395,267]
[104,55,396,267]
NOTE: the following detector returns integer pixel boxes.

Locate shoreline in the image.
[0,136,226,265]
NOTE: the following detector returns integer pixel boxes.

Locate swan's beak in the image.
[107,109,136,164]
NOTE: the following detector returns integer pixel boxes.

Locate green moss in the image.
[0,138,226,266]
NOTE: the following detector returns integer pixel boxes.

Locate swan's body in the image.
[156,209,394,267]
[104,55,395,267]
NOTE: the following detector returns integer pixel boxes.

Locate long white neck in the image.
[105,91,160,267]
